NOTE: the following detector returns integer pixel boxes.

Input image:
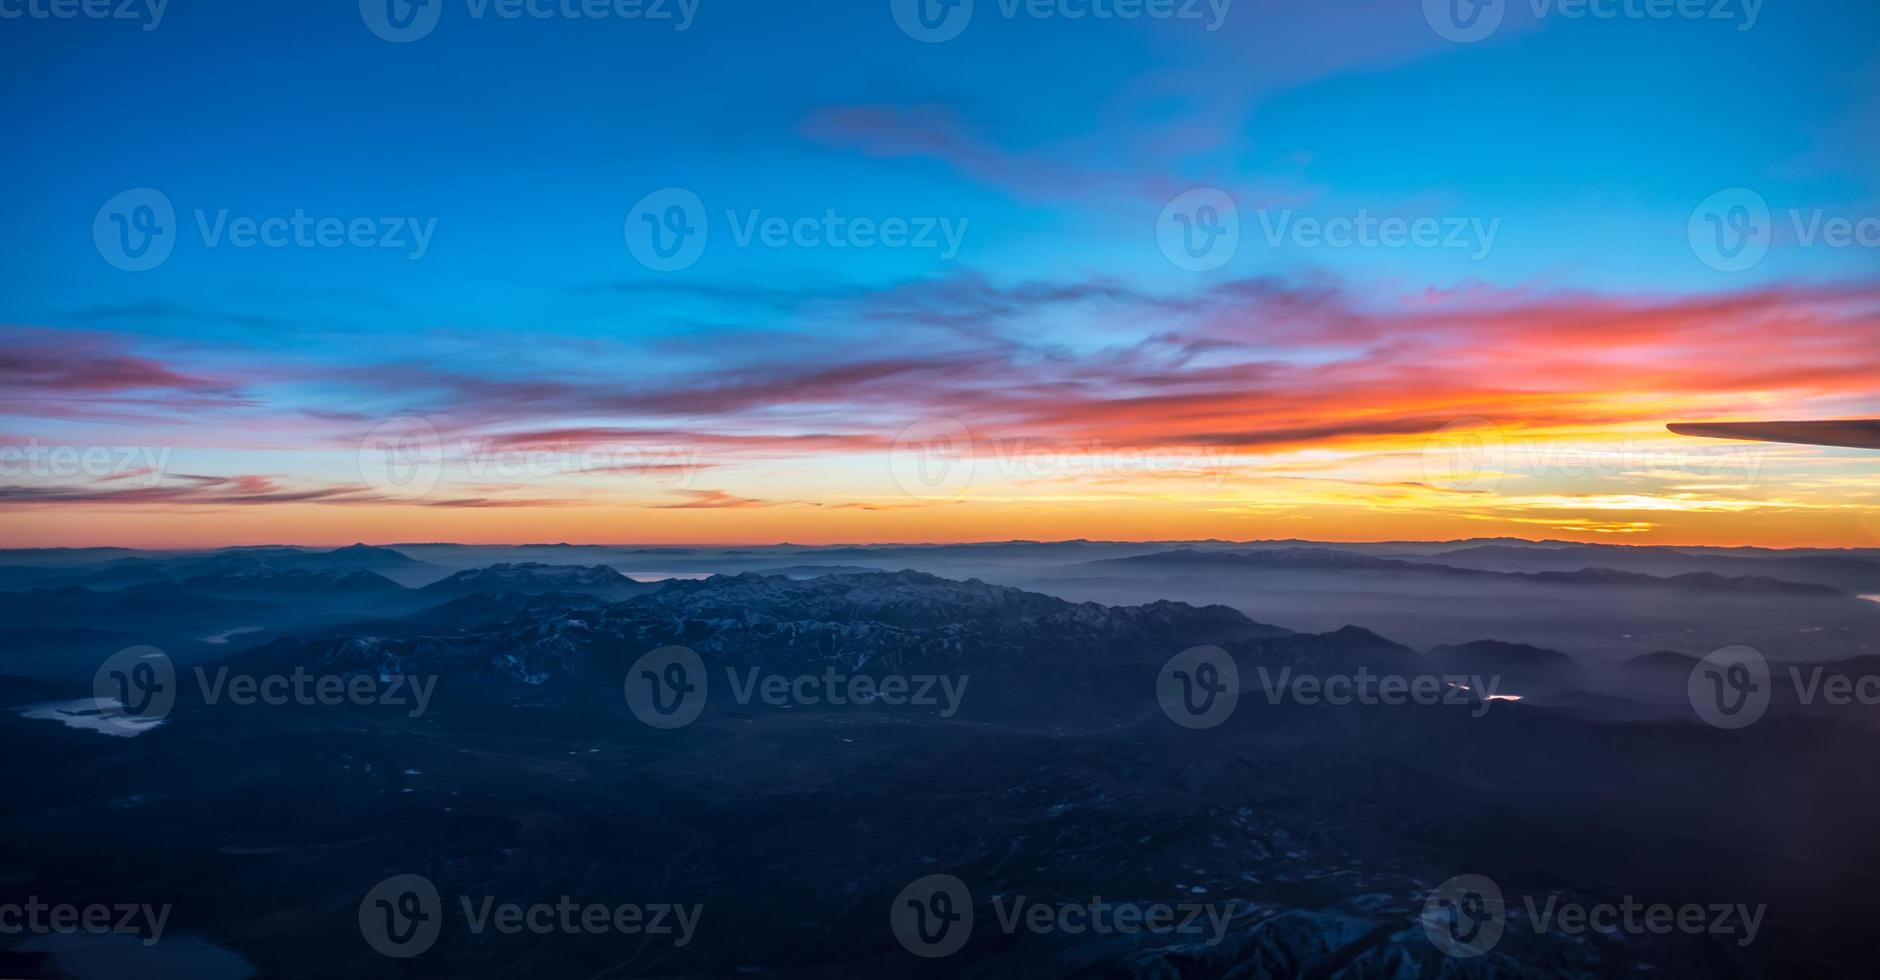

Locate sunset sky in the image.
[3,1,1877,548]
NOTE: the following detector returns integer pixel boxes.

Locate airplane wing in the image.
[1667,419,1880,450]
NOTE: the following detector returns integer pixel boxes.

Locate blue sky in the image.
[6,0,1875,339]
[2,0,1877,547]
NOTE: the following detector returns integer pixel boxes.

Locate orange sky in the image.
[4,281,1878,549]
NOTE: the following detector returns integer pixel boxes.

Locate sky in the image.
[2,0,1877,549]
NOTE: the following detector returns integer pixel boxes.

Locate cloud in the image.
[7,275,1877,519]
[0,473,582,511]
[796,0,1507,206]
[419,496,580,508]
[0,474,369,507]
[0,327,235,395]
[0,326,253,423]
[651,489,779,510]
[800,104,1123,202]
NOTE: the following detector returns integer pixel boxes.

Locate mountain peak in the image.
[421,563,637,596]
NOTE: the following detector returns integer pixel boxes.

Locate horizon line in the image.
[6,535,1874,554]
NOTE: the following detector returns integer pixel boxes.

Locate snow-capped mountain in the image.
[418,562,651,599]
[278,570,1289,689]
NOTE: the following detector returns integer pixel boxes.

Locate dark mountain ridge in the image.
[417,562,649,598]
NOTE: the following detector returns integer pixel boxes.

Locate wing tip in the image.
[1667,419,1880,450]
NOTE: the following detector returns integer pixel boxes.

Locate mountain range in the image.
[7,558,1879,977]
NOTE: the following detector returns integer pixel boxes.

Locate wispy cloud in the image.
[5,275,1877,534]
[651,489,779,510]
